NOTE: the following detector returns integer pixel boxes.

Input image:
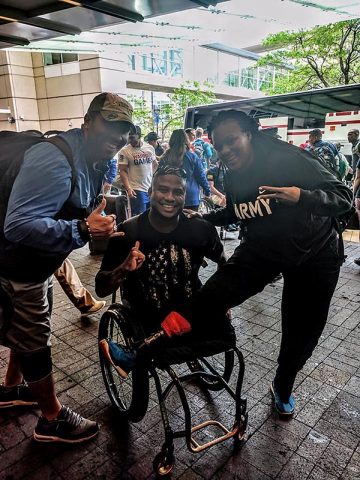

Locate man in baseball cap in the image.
[0,92,134,445]
[84,92,135,162]
[119,125,158,215]
[145,131,164,158]
[87,92,134,127]
[145,131,160,142]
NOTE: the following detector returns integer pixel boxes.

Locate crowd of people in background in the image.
[119,124,359,261]
[115,123,360,257]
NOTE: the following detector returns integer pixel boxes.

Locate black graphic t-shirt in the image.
[98,211,223,334]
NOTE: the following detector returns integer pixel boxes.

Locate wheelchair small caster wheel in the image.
[153,450,175,476]
[237,426,246,441]
[233,412,248,443]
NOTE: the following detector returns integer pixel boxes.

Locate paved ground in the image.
[1,236,360,480]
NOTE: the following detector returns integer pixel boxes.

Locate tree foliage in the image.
[160,80,216,138]
[257,19,360,94]
[172,80,216,115]
[129,81,216,139]
[127,96,153,133]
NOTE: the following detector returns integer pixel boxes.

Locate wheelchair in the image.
[98,298,248,476]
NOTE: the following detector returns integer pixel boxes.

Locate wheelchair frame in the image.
[150,348,247,475]
[99,301,248,476]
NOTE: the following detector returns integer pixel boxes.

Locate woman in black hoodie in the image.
[186,110,352,416]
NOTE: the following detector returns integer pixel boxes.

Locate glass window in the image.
[169,49,183,78]
[62,53,78,63]
[43,53,78,66]
[128,54,136,71]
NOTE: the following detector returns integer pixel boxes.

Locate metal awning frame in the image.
[0,0,222,49]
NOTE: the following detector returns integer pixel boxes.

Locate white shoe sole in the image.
[0,400,38,408]
[33,430,99,443]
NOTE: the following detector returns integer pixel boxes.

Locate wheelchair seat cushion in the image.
[108,302,236,367]
[152,322,236,367]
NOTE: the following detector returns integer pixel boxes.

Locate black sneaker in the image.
[0,383,37,408]
[354,258,360,267]
[33,406,99,443]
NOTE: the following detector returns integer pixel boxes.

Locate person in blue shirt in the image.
[159,129,210,211]
[306,128,340,170]
[193,127,214,170]
[307,128,338,153]
[0,93,134,445]
[103,157,118,193]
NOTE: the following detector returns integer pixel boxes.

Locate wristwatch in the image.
[77,219,92,241]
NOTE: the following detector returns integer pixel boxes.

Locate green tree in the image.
[129,81,216,139]
[127,95,153,133]
[160,80,216,138]
[257,19,360,94]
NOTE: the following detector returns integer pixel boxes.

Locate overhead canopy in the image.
[0,1,358,55]
[0,0,222,50]
[186,84,360,128]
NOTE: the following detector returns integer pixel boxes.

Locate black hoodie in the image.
[203,133,353,266]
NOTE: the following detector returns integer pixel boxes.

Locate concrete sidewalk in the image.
[1,238,359,480]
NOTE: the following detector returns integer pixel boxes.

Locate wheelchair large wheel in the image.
[187,350,234,391]
[98,304,149,422]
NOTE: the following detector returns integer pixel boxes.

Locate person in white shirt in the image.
[118,125,157,216]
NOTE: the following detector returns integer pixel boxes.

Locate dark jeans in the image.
[188,239,340,401]
[130,190,150,216]
[114,302,235,368]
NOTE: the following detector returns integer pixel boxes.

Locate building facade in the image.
[0,46,284,133]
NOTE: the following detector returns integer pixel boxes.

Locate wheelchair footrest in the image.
[189,420,239,453]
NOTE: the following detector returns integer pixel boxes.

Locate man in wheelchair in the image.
[95,164,235,376]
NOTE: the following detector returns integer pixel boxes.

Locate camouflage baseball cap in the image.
[87,92,134,127]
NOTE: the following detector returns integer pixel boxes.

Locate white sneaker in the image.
[80,300,106,317]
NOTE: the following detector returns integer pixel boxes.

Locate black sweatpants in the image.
[188,238,341,401]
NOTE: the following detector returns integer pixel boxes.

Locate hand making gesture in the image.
[120,241,145,272]
[257,186,301,204]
